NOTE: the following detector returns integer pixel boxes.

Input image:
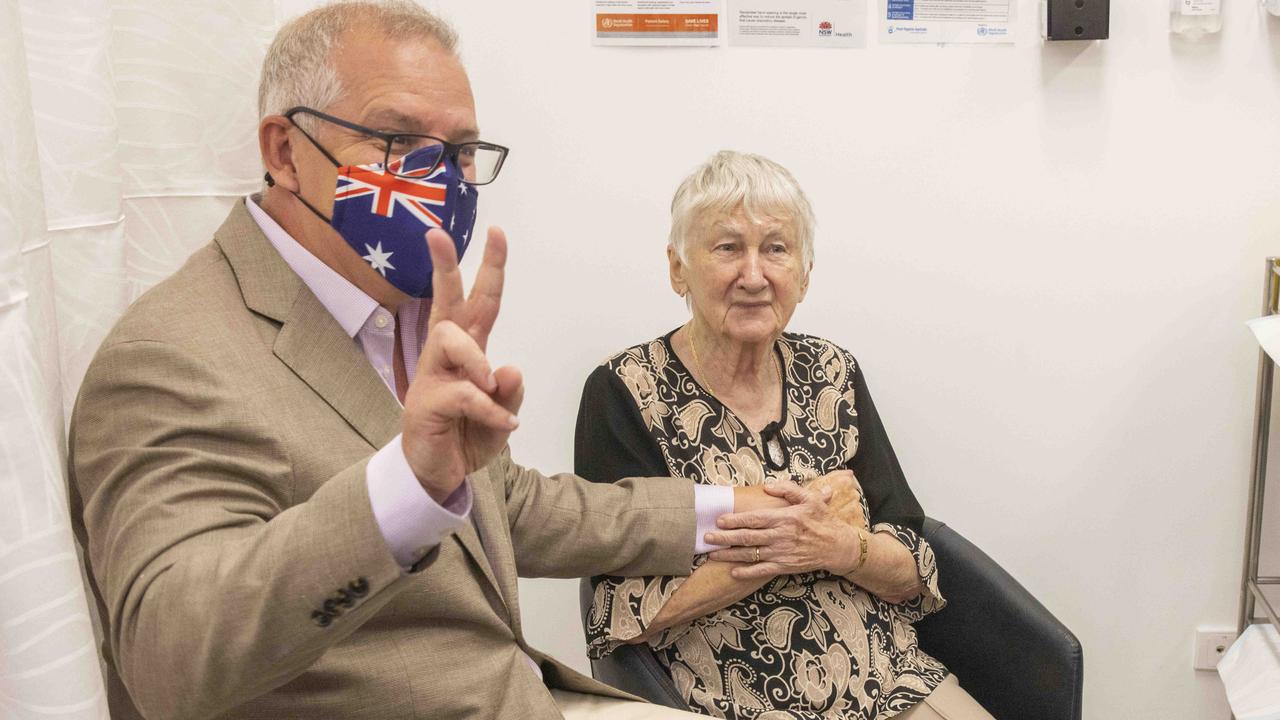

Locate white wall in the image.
[401,1,1280,719]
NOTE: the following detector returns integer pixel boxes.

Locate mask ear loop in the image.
[263,168,336,225]
[263,116,346,222]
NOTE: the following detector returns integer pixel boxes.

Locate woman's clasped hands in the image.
[705,470,869,581]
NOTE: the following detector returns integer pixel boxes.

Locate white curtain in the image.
[0,2,304,716]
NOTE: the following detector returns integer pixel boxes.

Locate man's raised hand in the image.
[402,228,523,503]
[426,227,504,349]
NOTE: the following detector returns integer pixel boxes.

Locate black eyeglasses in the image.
[284,106,509,186]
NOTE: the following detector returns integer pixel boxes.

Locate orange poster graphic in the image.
[596,14,719,34]
[593,1,720,45]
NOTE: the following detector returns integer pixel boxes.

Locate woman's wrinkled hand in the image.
[808,470,866,531]
[704,478,862,580]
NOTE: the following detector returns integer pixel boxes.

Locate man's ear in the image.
[668,245,688,297]
[259,116,301,193]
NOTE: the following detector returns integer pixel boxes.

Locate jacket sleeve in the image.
[499,449,697,580]
[69,339,411,720]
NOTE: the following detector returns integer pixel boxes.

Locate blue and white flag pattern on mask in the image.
[329,146,479,298]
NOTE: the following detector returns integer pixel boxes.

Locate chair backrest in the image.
[914,518,1084,720]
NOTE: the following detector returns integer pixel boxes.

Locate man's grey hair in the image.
[258,0,459,132]
[668,150,816,268]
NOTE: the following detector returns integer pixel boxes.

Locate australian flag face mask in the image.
[292,143,479,298]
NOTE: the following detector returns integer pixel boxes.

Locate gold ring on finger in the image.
[753,547,761,563]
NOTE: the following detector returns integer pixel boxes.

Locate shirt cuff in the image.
[366,434,472,568]
[692,485,734,554]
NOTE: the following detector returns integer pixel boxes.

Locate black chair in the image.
[578,517,1083,720]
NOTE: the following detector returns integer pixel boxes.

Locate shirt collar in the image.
[244,194,378,338]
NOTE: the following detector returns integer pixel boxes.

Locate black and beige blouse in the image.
[574,330,948,720]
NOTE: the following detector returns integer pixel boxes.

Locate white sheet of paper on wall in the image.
[1218,624,1280,720]
[880,0,1015,44]
[728,0,868,48]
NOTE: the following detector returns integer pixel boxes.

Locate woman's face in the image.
[671,206,810,346]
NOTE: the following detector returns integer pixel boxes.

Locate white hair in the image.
[257,0,459,134]
[668,150,816,267]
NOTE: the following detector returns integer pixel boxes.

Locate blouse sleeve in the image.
[847,359,946,621]
[575,364,696,657]
[575,365,669,485]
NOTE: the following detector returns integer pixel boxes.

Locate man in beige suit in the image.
[67,2,854,719]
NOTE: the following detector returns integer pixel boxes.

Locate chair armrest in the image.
[578,577,687,709]
[914,518,1084,720]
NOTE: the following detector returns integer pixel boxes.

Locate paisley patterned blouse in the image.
[574,330,949,720]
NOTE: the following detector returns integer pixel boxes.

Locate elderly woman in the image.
[575,151,994,720]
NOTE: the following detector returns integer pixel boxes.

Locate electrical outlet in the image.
[1193,628,1237,671]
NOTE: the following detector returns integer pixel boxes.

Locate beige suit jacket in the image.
[67,203,698,720]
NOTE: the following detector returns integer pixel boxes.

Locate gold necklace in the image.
[687,325,781,400]
[689,326,789,469]
[688,326,717,398]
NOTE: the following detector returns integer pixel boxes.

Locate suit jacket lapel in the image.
[214,201,401,449]
[273,299,402,449]
[216,201,507,604]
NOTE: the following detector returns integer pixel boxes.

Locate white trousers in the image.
[552,689,706,719]
[894,675,996,720]
[552,674,995,720]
